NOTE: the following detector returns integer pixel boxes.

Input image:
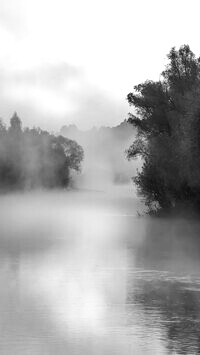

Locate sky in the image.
[0,0,200,131]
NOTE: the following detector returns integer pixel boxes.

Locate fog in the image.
[0,117,198,355]
[0,188,200,354]
[60,121,141,189]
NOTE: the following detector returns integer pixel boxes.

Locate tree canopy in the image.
[0,113,84,190]
[127,45,200,212]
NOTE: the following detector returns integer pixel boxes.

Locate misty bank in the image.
[0,113,84,191]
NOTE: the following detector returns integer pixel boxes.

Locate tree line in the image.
[0,113,84,190]
[127,45,200,213]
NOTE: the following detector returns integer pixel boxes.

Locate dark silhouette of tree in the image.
[9,112,22,134]
[0,114,84,190]
[127,45,200,212]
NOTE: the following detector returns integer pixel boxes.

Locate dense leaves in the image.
[0,113,84,190]
[127,45,200,212]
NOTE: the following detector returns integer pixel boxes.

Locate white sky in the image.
[0,0,200,130]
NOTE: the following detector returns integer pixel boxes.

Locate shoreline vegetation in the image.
[127,44,200,216]
[1,43,199,219]
[0,113,84,191]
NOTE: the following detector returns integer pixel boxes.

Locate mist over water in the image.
[0,187,200,354]
[60,121,140,190]
[1,0,200,353]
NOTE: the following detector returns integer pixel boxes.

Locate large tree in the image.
[127,45,200,212]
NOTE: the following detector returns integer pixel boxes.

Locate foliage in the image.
[0,113,84,190]
[127,45,200,212]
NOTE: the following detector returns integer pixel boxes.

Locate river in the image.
[0,185,200,354]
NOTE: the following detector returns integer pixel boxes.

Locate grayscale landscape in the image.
[0,0,200,354]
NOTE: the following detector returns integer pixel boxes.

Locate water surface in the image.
[0,186,200,354]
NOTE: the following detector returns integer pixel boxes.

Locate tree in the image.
[127,45,200,212]
[9,112,22,134]
[0,115,84,190]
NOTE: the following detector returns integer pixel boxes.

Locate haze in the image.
[0,0,200,130]
[1,190,200,354]
[60,121,141,189]
[0,1,200,354]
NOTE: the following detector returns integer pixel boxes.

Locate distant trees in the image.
[61,120,135,186]
[0,113,84,190]
[127,45,200,212]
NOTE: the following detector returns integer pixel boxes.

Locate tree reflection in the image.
[127,218,200,354]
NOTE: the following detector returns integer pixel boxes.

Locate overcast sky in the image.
[0,0,200,130]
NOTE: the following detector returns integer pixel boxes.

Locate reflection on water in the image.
[0,187,200,354]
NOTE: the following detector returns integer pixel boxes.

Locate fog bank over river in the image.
[60,121,140,189]
[0,186,200,354]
